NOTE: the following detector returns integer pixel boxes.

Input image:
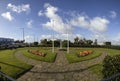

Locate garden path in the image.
[15,50,107,81]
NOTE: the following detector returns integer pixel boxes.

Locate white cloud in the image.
[41,33,83,42]
[90,17,109,32]
[1,12,14,21]
[38,10,43,16]
[40,3,72,34]
[110,11,117,18]
[26,20,33,28]
[69,14,110,43]
[70,16,89,28]
[112,33,120,45]
[7,3,30,13]
[70,15,109,33]
[25,35,34,43]
[92,32,108,41]
[39,3,110,43]
[41,34,52,39]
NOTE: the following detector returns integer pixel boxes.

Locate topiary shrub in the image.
[102,55,120,80]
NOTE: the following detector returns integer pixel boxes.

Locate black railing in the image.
[101,73,120,81]
[0,67,16,81]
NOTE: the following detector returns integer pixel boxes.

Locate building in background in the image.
[0,37,14,45]
[104,42,111,46]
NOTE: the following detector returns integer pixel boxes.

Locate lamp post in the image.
[67,32,69,53]
[60,39,62,49]
[20,28,25,42]
[52,20,54,53]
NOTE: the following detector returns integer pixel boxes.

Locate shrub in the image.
[102,55,120,80]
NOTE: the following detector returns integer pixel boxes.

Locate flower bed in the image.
[28,50,46,57]
[78,50,93,57]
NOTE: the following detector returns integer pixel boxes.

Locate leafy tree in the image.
[62,40,68,47]
[54,40,60,47]
[74,37,79,44]
[86,40,93,45]
[102,55,120,80]
[34,42,38,46]
[41,39,47,46]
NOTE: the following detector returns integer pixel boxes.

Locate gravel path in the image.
[15,50,107,81]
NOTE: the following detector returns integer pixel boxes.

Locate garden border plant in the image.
[20,48,57,63]
[65,48,101,63]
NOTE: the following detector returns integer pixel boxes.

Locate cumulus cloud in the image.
[39,3,110,43]
[70,15,109,33]
[38,10,43,16]
[70,16,89,28]
[41,33,83,42]
[25,35,34,43]
[1,12,14,21]
[90,17,109,32]
[112,33,120,45]
[69,14,110,43]
[40,3,72,34]
[109,11,117,18]
[7,3,30,13]
[26,20,33,28]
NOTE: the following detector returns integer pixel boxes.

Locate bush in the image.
[102,55,120,80]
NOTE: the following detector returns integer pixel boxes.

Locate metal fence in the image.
[101,73,120,81]
[0,71,16,81]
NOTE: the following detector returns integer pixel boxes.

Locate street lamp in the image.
[52,20,54,53]
[67,32,69,53]
[20,28,25,42]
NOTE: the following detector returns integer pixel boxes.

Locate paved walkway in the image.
[15,50,107,81]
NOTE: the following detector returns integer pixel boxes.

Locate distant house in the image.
[104,42,111,46]
[0,37,14,45]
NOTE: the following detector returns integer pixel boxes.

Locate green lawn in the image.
[0,49,32,78]
[65,48,102,63]
[65,48,120,79]
[20,47,57,63]
[1,47,120,80]
[89,48,120,79]
[89,64,103,79]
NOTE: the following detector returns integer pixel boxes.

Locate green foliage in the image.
[89,64,103,79]
[34,42,38,46]
[62,40,68,47]
[102,55,120,80]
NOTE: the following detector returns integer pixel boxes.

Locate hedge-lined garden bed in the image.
[102,55,120,80]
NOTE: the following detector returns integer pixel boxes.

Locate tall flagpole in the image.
[52,20,54,53]
[67,30,69,53]
[20,28,25,42]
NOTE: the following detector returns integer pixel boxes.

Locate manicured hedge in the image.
[102,55,120,80]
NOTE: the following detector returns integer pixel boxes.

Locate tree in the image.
[41,39,47,46]
[47,40,52,47]
[62,40,68,47]
[34,42,38,46]
[74,37,79,44]
[54,39,60,47]
[86,40,93,45]
[74,37,79,46]
[79,39,84,46]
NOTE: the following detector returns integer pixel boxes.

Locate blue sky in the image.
[0,0,120,44]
